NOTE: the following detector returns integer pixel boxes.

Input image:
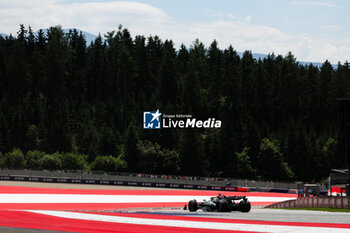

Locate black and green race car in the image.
[185,194,251,213]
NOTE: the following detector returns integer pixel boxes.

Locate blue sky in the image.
[1,0,349,63]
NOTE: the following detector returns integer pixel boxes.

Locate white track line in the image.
[26,210,350,233]
[0,194,294,203]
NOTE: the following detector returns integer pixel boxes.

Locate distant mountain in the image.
[1,28,100,44]
[63,29,100,45]
[237,52,331,68]
[299,61,327,68]
[238,52,269,61]
[35,29,100,45]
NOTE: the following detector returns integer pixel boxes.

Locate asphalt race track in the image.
[0,181,349,233]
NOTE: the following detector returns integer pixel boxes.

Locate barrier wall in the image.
[0,174,247,192]
[267,197,350,209]
[0,169,298,193]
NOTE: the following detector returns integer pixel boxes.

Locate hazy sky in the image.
[1,0,349,63]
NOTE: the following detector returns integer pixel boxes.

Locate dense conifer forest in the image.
[0,25,348,182]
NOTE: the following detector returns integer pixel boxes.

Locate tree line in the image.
[0,148,126,172]
[0,25,348,182]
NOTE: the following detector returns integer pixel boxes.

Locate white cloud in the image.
[292,1,337,8]
[0,0,59,8]
[0,0,168,35]
[311,1,337,8]
[294,37,350,63]
[345,37,350,44]
[245,16,252,22]
[0,0,348,63]
[176,19,350,63]
[172,20,292,56]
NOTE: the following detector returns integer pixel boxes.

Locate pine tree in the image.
[124,125,138,172]
[44,26,71,152]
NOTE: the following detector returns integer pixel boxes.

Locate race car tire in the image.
[188,200,198,212]
[239,200,251,213]
[217,199,230,212]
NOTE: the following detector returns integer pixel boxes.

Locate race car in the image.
[185,193,251,213]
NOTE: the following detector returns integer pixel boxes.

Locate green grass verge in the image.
[280,207,350,212]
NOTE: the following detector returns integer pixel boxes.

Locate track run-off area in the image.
[0,182,349,233]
